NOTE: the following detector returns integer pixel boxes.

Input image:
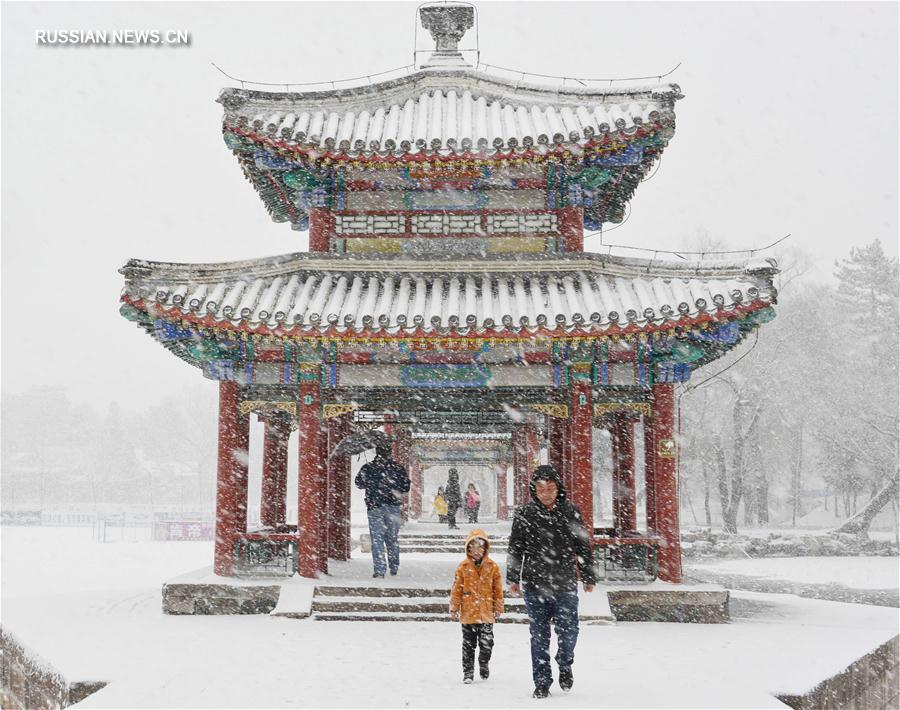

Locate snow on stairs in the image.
[361,531,509,553]
[310,585,616,624]
[396,532,509,554]
[311,586,529,623]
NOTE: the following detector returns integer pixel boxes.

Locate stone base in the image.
[607,589,730,623]
[1,627,107,708]
[162,583,281,615]
[776,635,899,710]
[160,567,727,622]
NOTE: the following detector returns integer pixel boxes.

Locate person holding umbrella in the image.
[352,436,410,578]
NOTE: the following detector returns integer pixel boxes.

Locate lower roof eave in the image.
[124,292,774,341]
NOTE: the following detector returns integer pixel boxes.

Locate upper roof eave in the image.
[120,251,777,285]
[217,68,683,115]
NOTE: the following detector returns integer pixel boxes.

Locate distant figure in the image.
[464,483,481,523]
[433,486,449,523]
[450,529,504,684]
[445,469,462,529]
[355,443,411,578]
[507,465,597,699]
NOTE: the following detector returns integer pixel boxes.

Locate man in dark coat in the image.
[506,465,597,698]
[355,442,411,578]
[444,468,462,529]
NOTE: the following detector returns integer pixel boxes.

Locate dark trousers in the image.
[465,505,480,523]
[461,623,494,676]
[447,506,459,528]
[522,588,579,690]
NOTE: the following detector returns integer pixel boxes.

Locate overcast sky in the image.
[2,1,897,413]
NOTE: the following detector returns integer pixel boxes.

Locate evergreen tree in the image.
[829,240,899,536]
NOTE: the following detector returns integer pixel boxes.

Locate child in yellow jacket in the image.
[449,528,504,683]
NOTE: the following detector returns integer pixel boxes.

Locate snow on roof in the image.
[120,252,776,335]
[218,69,681,156]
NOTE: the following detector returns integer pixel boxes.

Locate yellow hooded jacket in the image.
[449,528,504,624]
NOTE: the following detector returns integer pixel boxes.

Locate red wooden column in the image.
[308,207,332,252]
[410,457,423,519]
[214,381,250,576]
[612,414,637,532]
[511,425,527,509]
[651,383,682,583]
[297,377,325,578]
[524,423,539,493]
[336,415,352,560]
[317,416,330,573]
[327,415,351,561]
[644,413,658,534]
[260,414,290,528]
[569,382,594,535]
[496,461,509,520]
[609,420,618,525]
[548,415,566,484]
[395,428,411,522]
[559,205,584,253]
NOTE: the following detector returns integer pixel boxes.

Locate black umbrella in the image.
[330,430,393,458]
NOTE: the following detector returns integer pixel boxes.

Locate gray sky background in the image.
[2,1,897,413]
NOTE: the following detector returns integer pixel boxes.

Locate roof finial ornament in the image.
[418,2,475,69]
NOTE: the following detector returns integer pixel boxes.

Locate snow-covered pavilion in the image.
[120,3,777,583]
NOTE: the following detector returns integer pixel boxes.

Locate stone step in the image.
[398,535,509,541]
[312,598,527,614]
[314,600,450,613]
[315,586,450,597]
[362,533,509,553]
[398,536,508,542]
[307,585,614,624]
[313,611,531,623]
[400,543,509,555]
[397,535,509,549]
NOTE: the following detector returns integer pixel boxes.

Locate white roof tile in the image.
[123,253,776,335]
[220,70,679,156]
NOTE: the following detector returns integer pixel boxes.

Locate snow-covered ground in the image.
[684,526,898,542]
[687,556,899,590]
[2,526,897,708]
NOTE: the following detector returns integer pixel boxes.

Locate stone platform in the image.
[607,587,729,623]
[162,560,728,623]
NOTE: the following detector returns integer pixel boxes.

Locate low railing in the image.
[233,531,299,577]
[593,529,659,582]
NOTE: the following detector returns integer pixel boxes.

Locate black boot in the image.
[479,662,489,680]
[532,687,550,699]
[559,667,573,692]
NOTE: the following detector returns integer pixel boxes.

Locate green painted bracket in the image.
[283,168,329,191]
[119,303,150,324]
[187,340,234,362]
[745,307,776,326]
[652,340,705,364]
[573,167,613,189]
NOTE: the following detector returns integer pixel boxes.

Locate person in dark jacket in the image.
[506,465,597,699]
[355,442,411,578]
[444,468,462,529]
